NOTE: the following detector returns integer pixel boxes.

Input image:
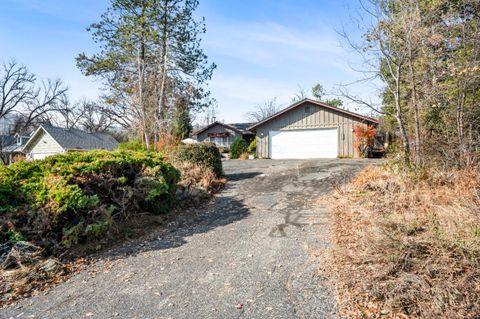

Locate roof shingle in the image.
[40,125,118,151]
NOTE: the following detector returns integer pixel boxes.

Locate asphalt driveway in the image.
[1,159,376,319]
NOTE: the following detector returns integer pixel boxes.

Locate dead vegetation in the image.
[325,165,480,318]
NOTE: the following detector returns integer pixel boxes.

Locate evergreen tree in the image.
[77,0,215,148]
[170,96,192,139]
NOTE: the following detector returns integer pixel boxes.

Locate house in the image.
[247,98,378,159]
[0,133,30,164]
[22,125,119,160]
[193,122,255,148]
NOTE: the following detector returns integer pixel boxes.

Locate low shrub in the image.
[171,143,223,177]
[230,138,248,159]
[239,153,249,160]
[0,150,179,252]
[175,161,224,192]
[117,140,146,151]
[247,138,256,155]
[218,147,230,154]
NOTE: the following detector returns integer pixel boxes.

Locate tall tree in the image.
[77,0,215,148]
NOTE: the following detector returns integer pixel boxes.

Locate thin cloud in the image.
[204,19,347,69]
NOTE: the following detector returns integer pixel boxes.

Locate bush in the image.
[218,147,230,154]
[239,153,249,160]
[117,140,146,151]
[171,143,223,177]
[0,150,179,251]
[230,138,248,159]
[247,138,256,155]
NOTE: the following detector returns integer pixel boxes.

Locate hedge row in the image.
[0,150,179,251]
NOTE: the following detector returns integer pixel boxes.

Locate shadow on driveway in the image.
[103,195,250,260]
[224,171,262,181]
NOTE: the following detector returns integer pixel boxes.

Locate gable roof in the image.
[23,125,118,152]
[248,98,379,131]
[194,121,255,136]
[0,134,30,153]
[0,135,16,148]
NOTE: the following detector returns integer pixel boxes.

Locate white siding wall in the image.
[27,131,64,159]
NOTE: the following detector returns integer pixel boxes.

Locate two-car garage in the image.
[248,99,378,159]
[269,128,338,159]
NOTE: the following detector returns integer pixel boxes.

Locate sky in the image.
[0,0,381,124]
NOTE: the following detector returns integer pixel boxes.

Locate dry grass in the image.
[325,165,480,318]
[239,152,250,160]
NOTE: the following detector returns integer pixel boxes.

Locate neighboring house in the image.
[248,98,379,159]
[194,122,255,148]
[22,125,119,160]
[0,133,30,164]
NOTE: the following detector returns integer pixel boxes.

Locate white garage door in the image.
[269,128,338,159]
[32,153,57,160]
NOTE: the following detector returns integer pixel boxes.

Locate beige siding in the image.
[197,123,242,147]
[26,130,64,158]
[256,102,372,158]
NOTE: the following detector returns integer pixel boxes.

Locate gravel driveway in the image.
[2,159,376,319]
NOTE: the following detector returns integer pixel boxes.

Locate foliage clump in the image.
[0,150,179,251]
[247,138,256,155]
[230,138,248,159]
[171,142,223,177]
[353,124,376,157]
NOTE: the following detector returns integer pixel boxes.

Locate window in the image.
[304,106,311,114]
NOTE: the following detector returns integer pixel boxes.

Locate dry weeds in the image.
[325,165,480,318]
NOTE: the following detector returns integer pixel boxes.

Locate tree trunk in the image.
[394,65,411,166]
[156,0,169,150]
[408,44,421,167]
[138,1,149,149]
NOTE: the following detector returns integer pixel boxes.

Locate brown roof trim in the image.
[193,121,244,136]
[247,98,379,131]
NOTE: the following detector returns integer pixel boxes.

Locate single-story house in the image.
[247,98,379,159]
[23,125,119,160]
[0,133,30,164]
[193,122,255,148]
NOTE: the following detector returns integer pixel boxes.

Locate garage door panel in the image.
[32,153,57,160]
[269,128,338,159]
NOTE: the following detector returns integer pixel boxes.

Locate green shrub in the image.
[230,138,248,159]
[171,143,223,177]
[0,150,179,249]
[248,138,257,155]
[117,140,146,151]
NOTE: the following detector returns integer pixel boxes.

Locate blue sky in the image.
[0,0,379,123]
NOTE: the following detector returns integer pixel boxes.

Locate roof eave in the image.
[247,98,378,131]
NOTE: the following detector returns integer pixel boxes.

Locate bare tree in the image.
[77,100,114,133]
[200,99,218,126]
[45,95,83,129]
[245,97,281,122]
[338,0,414,165]
[22,78,68,129]
[0,60,35,122]
[1,60,68,134]
[290,86,308,104]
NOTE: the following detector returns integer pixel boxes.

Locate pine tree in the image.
[76,0,215,147]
